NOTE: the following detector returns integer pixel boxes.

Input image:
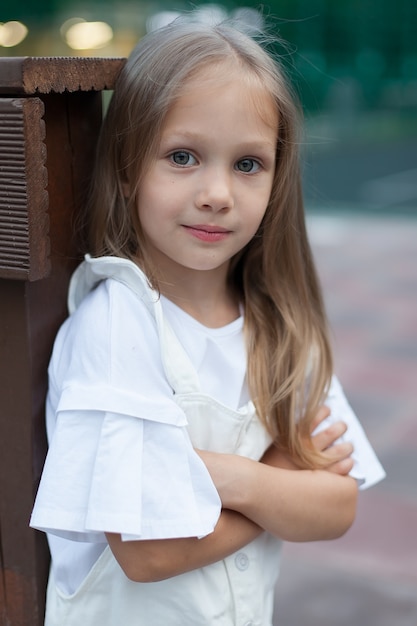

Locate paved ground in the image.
[273,214,417,626]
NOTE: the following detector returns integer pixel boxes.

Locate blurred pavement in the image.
[273,214,417,626]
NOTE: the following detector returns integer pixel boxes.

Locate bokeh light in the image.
[62,18,113,50]
[0,21,28,47]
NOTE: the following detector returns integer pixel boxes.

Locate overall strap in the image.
[152,300,202,394]
[68,255,201,395]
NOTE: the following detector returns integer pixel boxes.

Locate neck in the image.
[159,268,240,328]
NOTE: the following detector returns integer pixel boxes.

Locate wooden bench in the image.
[0,56,125,626]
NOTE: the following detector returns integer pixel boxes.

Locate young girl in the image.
[31,16,385,626]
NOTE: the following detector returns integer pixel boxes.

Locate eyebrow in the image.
[161,130,276,152]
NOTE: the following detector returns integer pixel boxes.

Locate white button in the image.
[234,552,249,571]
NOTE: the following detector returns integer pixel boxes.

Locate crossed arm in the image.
[106,407,358,582]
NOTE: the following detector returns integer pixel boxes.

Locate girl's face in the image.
[135,67,278,286]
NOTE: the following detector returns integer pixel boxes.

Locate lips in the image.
[188,224,229,233]
[183,224,231,242]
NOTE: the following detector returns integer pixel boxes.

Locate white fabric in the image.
[30,255,385,625]
[34,410,220,541]
[32,275,220,543]
[314,375,384,489]
[160,295,249,408]
[161,296,383,489]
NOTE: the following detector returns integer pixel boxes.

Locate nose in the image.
[195,167,234,212]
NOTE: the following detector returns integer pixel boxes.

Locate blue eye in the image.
[170,151,196,166]
[236,158,260,173]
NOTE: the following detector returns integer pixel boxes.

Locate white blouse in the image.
[30,257,385,595]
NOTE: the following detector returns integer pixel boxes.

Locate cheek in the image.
[253,192,270,224]
[139,176,180,211]
[246,202,269,238]
[137,192,175,238]
[136,194,156,238]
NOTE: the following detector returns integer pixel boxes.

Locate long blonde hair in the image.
[87,17,333,468]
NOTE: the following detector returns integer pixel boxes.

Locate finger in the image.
[310,405,331,432]
[323,441,354,462]
[326,456,355,476]
[312,420,348,452]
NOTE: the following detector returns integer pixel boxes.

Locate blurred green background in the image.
[1,0,417,214]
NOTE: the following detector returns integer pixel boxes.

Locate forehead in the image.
[168,61,279,132]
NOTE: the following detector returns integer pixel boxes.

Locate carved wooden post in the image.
[0,56,125,626]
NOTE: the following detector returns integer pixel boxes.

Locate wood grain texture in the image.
[0,97,49,280]
[0,56,125,95]
[0,58,114,624]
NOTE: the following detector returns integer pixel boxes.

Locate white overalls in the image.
[44,256,281,626]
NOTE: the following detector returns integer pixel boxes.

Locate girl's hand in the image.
[310,405,354,476]
[260,405,354,476]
